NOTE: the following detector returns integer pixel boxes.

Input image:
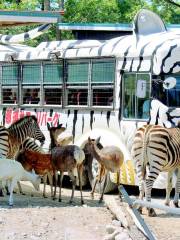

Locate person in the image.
[142,99,150,119]
[3,89,15,104]
[26,89,40,104]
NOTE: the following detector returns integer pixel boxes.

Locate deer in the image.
[47,123,85,204]
[84,136,124,203]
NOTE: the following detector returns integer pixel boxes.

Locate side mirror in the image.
[163,77,176,90]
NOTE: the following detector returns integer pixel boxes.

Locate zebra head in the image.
[26,116,45,144]
[9,115,45,145]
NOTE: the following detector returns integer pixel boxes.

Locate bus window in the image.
[1,64,18,105]
[2,88,17,104]
[93,89,113,106]
[67,89,88,105]
[23,88,40,104]
[66,60,88,106]
[91,59,115,107]
[22,63,41,105]
[123,73,150,119]
[45,88,62,105]
[43,62,63,106]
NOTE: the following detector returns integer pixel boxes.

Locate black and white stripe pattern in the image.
[0,24,51,44]
[0,116,45,158]
[0,126,9,157]
[0,11,178,76]
[132,124,180,215]
[19,137,44,153]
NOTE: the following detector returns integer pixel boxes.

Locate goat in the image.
[85,137,124,203]
[0,158,41,206]
[16,149,54,198]
[48,124,85,204]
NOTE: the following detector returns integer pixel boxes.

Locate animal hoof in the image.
[173,202,179,208]
[99,198,103,204]
[58,199,62,202]
[21,193,26,196]
[90,193,94,200]
[0,190,4,197]
[81,200,84,205]
[148,208,157,217]
[53,197,56,201]
[137,207,143,214]
[43,195,47,198]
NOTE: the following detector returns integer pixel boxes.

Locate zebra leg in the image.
[145,178,157,217]
[136,163,145,214]
[165,171,173,206]
[173,168,180,208]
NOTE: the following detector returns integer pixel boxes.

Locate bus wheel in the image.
[87,157,117,194]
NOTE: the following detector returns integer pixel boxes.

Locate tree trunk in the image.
[44,0,50,10]
[56,0,64,40]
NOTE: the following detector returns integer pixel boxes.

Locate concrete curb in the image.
[104,195,147,240]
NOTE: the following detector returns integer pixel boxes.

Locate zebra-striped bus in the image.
[0,9,179,191]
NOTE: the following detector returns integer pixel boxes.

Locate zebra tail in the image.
[141,125,152,180]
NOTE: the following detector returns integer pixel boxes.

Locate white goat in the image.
[0,158,41,206]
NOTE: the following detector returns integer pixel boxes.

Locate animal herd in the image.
[0,116,124,207]
[0,115,179,218]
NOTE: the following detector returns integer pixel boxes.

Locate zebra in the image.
[131,123,180,217]
[6,115,45,159]
[0,115,45,196]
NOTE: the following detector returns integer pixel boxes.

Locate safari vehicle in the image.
[0,9,179,192]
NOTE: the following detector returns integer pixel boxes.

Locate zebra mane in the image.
[9,115,37,128]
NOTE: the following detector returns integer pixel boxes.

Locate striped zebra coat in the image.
[131,124,180,216]
[0,117,45,158]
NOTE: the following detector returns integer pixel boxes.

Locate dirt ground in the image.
[1,182,180,240]
[0,182,114,240]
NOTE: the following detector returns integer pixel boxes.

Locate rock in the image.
[115,232,130,240]
[104,230,120,240]
[112,220,122,227]
[106,224,117,234]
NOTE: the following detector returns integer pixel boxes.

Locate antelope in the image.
[84,136,124,202]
